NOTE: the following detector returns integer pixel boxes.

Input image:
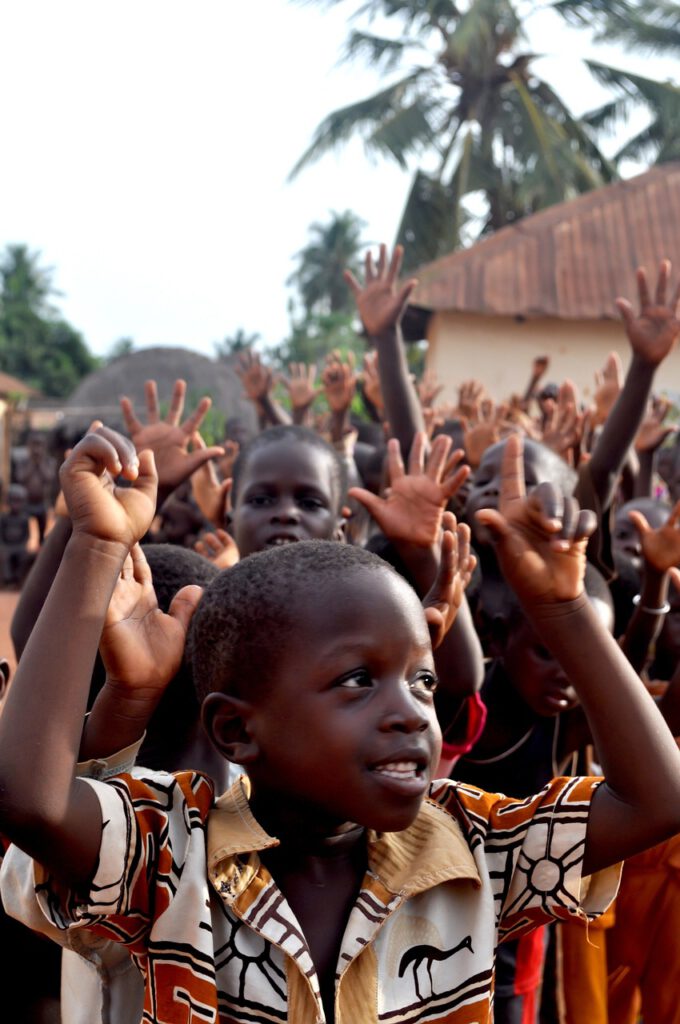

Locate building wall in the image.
[426,312,680,405]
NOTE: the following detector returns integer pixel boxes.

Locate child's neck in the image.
[255,802,367,1024]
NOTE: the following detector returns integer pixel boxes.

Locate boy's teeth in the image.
[373,761,418,779]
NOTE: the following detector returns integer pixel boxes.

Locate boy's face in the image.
[231,440,342,557]
[612,500,669,571]
[246,568,442,833]
[465,439,571,546]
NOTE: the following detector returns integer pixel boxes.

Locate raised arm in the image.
[477,435,680,876]
[0,428,157,889]
[344,244,424,456]
[584,262,680,510]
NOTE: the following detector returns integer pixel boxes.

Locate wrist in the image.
[65,532,129,568]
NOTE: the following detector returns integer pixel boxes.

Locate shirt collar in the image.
[208,776,480,898]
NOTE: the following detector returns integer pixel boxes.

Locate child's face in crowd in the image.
[465,439,571,546]
[231,440,343,557]
[245,568,442,834]
[501,597,614,717]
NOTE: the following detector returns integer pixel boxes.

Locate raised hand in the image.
[422,511,476,649]
[540,380,583,465]
[120,379,224,494]
[189,431,234,527]
[195,528,240,569]
[635,395,677,453]
[348,432,469,548]
[280,362,321,421]
[322,350,357,414]
[616,260,680,367]
[591,351,623,426]
[235,350,274,403]
[475,434,596,605]
[99,543,203,696]
[344,243,417,337]
[417,368,444,410]
[457,379,486,420]
[60,426,157,551]
[629,500,680,575]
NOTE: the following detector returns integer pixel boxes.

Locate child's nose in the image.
[379,684,430,733]
[271,498,300,523]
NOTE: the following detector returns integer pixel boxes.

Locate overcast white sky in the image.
[0,1,677,359]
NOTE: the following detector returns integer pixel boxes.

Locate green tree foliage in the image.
[0,245,99,396]
[291,0,680,269]
[214,328,261,361]
[288,210,366,315]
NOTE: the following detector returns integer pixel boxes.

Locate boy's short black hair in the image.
[480,563,614,633]
[189,540,400,704]
[230,426,348,512]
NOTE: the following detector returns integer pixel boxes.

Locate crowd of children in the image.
[1,244,680,1023]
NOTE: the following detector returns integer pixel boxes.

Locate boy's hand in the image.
[422,512,476,649]
[322,350,357,413]
[280,362,321,419]
[348,432,469,548]
[591,351,623,426]
[344,244,417,337]
[120,379,224,493]
[616,260,680,367]
[99,543,203,697]
[60,426,157,550]
[417,368,444,409]
[629,500,680,576]
[235,350,274,402]
[195,528,240,569]
[475,434,596,605]
[189,431,233,527]
[540,380,583,465]
[635,395,677,453]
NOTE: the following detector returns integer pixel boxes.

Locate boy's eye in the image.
[410,672,438,695]
[535,645,552,662]
[247,494,273,507]
[337,669,372,689]
[299,495,327,511]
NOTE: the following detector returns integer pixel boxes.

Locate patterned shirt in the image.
[3,771,620,1024]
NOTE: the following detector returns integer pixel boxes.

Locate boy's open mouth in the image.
[266,534,299,546]
[372,761,421,780]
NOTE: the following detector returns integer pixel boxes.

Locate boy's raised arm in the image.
[583,262,680,511]
[478,435,680,877]
[0,428,157,890]
[344,244,424,457]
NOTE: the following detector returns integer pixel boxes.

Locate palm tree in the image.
[288,210,367,315]
[290,0,680,269]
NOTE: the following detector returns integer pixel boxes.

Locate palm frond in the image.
[342,29,422,73]
[288,67,432,178]
[365,98,439,166]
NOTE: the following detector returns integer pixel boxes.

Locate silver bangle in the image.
[632,594,671,615]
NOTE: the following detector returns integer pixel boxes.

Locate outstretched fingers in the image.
[166,379,187,426]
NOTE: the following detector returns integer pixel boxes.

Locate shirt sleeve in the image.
[10,770,214,956]
[444,775,621,941]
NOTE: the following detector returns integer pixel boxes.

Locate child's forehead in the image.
[244,438,335,483]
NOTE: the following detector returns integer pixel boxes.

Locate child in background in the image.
[3,430,680,1024]
[0,483,34,587]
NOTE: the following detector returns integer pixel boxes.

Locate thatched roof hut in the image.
[62,347,256,441]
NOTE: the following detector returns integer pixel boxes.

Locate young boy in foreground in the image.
[2,430,680,1024]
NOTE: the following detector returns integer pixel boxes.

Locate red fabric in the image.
[437,693,487,776]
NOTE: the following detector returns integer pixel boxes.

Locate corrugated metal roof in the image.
[411,164,680,320]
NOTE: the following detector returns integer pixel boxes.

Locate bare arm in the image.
[345,244,425,456]
[10,513,72,660]
[0,429,157,890]
[478,435,680,877]
[585,263,680,510]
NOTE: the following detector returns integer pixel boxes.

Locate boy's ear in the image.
[334,506,350,542]
[201,692,259,765]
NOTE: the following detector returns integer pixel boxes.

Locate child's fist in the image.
[60,426,157,550]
